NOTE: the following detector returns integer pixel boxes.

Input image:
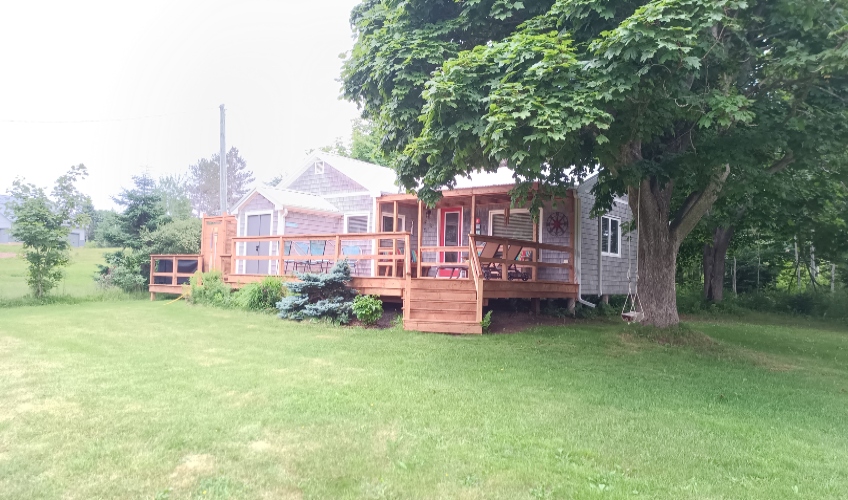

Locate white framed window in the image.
[381,213,405,232]
[344,213,370,233]
[488,208,540,242]
[601,215,620,257]
[314,160,325,175]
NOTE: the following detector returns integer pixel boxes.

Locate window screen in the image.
[346,215,368,233]
[491,211,533,240]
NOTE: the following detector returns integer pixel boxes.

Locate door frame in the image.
[437,207,463,276]
[243,210,274,274]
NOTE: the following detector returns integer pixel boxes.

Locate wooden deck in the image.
[149,217,578,334]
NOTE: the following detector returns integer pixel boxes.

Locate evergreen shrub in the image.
[277,260,356,323]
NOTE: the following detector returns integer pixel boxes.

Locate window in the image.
[344,214,368,233]
[489,209,536,241]
[601,216,620,257]
[314,160,325,175]
[381,213,405,232]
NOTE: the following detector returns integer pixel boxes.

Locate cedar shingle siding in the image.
[287,164,367,195]
[576,177,638,295]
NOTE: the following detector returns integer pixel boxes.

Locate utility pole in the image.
[219,104,227,215]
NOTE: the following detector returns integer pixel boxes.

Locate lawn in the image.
[1,301,846,499]
[0,244,118,299]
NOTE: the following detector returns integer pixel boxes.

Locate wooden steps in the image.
[403,279,482,334]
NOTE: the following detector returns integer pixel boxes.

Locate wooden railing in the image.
[230,232,412,279]
[469,234,574,283]
[467,238,484,321]
[149,254,201,286]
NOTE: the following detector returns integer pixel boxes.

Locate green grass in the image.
[0,243,119,299]
[1,302,846,499]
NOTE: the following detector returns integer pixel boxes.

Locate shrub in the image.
[480,310,493,333]
[96,250,148,293]
[277,260,357,324]
[352,294,383,325]
[141,218,202,255]
[232,277,286,312]
[187,271,232,307]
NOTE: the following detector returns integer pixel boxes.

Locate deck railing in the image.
[230,232,411,279]
[469,234,574,283]
[149,254,201,286]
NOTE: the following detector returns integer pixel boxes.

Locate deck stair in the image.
[403,279,482,334]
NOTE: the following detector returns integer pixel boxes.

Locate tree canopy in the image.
[342,0,848,326]
[188,146,254,216]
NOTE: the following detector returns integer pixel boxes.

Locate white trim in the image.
[437,206,463,265]
[381,212,406,232]
[343,212,371,234]
[314,159,325,175]
[241,210,275,274]
[487,208,542,242]
[601,215,621,258]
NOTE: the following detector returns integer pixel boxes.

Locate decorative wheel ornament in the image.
[546,211,568,237]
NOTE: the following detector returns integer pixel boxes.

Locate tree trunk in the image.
[702,226,734,302]
[732,257,737,296]
[631,182,680,328]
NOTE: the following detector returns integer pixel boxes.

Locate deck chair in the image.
[309,240,331,272]
[341,245,361,274]
[477,241,502,280]
[409,250,433,278]
[292,241,310,273]
[504,243,530,281]
[282,241,294,274]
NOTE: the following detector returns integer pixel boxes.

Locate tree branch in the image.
[766,152,795,174]
[669,164,731,245]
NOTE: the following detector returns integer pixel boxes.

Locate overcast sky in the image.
[0,0,364,209]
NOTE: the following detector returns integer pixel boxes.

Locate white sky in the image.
[0,0,364,209]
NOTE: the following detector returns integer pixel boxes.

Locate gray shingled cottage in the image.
[227,152,637,300]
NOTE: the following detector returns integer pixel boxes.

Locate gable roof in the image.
[277,152,400,195]
[231,186,340,215]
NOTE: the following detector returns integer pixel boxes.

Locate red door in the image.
[438,207,463,277]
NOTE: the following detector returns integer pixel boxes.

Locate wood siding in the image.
[287,162,368,195]
[576,177,638,295]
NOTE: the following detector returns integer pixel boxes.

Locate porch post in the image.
[391,201,398,276]
[470,194,476,235]
[417,200,423,278]
[570,192,577,284]
[532,217,538,281]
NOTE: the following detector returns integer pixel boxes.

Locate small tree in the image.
[278,260,357,323]
[10,165,91,298]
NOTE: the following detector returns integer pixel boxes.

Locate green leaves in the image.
[342,0,848,213]
[9,165,90,298]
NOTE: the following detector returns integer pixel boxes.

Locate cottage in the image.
[149,154,638,334]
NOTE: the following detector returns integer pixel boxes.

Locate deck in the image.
[149,220,578,334]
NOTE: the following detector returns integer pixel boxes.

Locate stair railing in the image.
[468,234,484,324]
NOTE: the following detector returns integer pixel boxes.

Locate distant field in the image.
[0,244,118,299]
